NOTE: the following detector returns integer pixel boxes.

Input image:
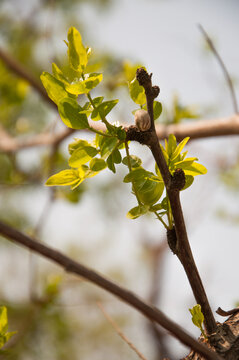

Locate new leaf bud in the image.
[134,109,151,131]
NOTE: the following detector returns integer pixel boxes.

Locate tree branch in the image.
[198,24,239,114]
[129,68,217,335]
[0,220,222,360]
[0,47,56,109]
[1,115,239,153]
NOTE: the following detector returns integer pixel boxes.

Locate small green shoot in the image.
[189,304,207,340]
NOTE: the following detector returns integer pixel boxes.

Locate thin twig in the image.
[133,68,217,335]
[0,220,222,360]
[198,24,239,114]
[98,303,148,360]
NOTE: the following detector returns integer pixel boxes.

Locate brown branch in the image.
[0,47,56,109]
[132,68,217,335]
[0,220,222,360]
[1,115,239,154]
[198,24,239,114]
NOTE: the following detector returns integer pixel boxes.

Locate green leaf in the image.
[91,100,118,121]
[136,176,164,206]
[52,63,69,85]
[123,168,146,183]
[167,134,177,157]
[149,203,163,211]
[58,98,89,129]
[127,205,149,219]
[112,149,122,164]
[106,154,116,173]
[67,27,88,72]
[68,139,90,155]
[46,169,80,186]
[69,146,98,167]
[189,305,204,329]
[0,307,8,334]
[100,137,118,158]
[143,101,162,120]
[153,101,163,120]
[89,158,107,171]
[183,163,207,176]
[189,304,207,339]
[122,155,142,168]
[174,157,198,169]
[40,72,69,105]
[182,175,194,190]
[129,77,146,105]
[171,137,190,161]
[65,73,103,95]
[0,307,17,350]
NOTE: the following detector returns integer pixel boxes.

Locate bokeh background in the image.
[0,0,238,359]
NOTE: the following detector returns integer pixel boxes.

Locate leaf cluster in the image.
[0,307,16,351]
[43,28,207,231]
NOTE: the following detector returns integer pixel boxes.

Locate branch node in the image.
[170,168,186,191]
[167,227,178,255]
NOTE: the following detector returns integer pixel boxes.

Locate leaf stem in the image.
[125,141,142,205]
[154,211,169,230]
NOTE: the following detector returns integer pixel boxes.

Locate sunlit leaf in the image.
[127,205,149,219]
[129,77,146,105]
[40,72,69,105]
[52,63,69,85]
[89,158,107,171]
[91,100,118,121]
[65,73,103,95]
[171,137,190,161]
[58,97,89,129]
[67,27,88,72]
[183,163,207,176]
[69,146,98,167]
[100,137,118,158]
[46,169,80,186]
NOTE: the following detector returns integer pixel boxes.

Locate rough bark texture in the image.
[183,311,239,360]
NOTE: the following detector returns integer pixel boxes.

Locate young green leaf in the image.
[112,149,122,164]
[171,137,190,161]
[40,72,69,105]
[127,205,149,219]
[46,169,80,186]
[143,101,162,120]
[52,63,69,85]
[91,100,119,121]
[69,146,98,167]
[58,97,89,129]
[183,162,207,176]
[67,27,88,72]
[123,168,146,183]
[122,155,142,168]
[0,307,16,349]
[106,154,116,173]
[129,77,146,105]
[189,304,207,339]
[68,139,91,155]
[167,134,177,157]
[65,73,103,95]
[100,137,118,158]
[89,158,107,171]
